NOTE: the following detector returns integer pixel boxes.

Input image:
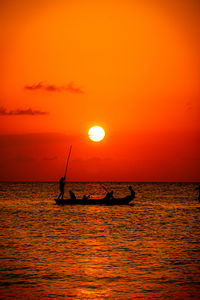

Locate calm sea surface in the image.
[0,182,200,299]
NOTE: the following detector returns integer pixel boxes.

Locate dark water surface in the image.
[0,182,200,299]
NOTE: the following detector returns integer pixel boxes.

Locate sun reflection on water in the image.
[0,183,200,299]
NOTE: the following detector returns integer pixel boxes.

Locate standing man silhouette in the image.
[58,176,65,200]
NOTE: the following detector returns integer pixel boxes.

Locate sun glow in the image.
[88,126,105,142]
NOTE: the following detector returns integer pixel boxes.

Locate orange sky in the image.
[0,0,199,181]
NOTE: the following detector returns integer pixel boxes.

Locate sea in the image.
[0,182,200,300]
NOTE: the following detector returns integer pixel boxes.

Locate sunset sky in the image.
[0,0,199,181]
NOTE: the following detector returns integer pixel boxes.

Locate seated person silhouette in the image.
[129,186,135,198]
[82,194,89,201]
[125,186,135,200]
[69,190,76,201]
[104,191,114,201]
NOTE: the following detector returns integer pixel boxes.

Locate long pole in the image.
[64,145,72,178]
[101,184,108,193]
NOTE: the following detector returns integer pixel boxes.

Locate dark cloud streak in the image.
[0,107,49,116]
[43,156,58,161]
[25,82,84,94]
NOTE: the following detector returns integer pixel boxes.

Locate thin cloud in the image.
[25,82,84,94]
[64,83,84,94]
[43,156,58,161]
[0,107,49,116]
[25,82,43,90]
[45,85,60,92]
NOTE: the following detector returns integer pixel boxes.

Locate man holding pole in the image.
[57,145,72,200]
[58,176,65,200]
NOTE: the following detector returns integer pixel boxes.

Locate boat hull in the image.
[55,197,134,206]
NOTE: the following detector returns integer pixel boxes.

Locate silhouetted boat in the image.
[55,195,135,206]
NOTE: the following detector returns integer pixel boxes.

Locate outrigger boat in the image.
[55,187,135,206]
[55,146,135,205]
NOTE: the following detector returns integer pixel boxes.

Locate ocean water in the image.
[0,182,200,299]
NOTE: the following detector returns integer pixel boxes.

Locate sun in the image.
[88,126,105,142]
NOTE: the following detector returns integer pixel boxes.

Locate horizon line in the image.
[0,181,199,184]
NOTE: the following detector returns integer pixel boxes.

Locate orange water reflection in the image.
[1,183,200,299]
